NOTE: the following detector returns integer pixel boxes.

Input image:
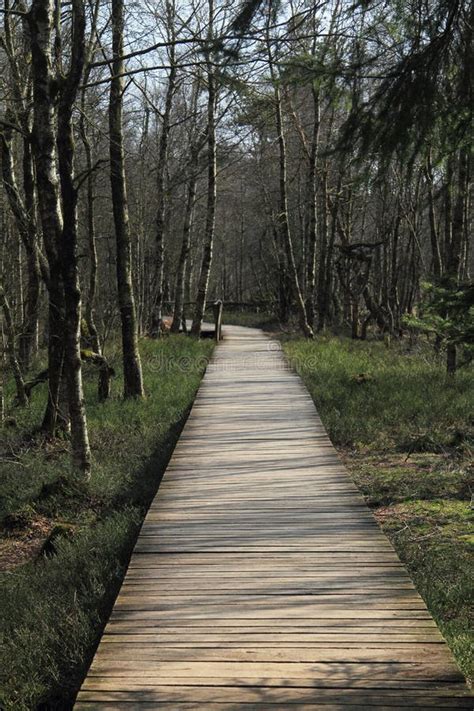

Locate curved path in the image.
[76,326,471,709]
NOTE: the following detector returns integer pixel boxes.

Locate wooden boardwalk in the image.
[76,326,472,710]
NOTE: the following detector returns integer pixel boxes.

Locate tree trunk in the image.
[56,0,91,476]
[389,213,401,333]
[20,135,41,367]
[29,0,66,435]
[0,382,4,424]
[447,149,469,280]
[363,285,387,333]
[20,249,41,371]
[443,159,453,266]
[191,37,217,337]
[351,299,359,340]
[274,81,313,338]
[305,87,320,330]
[446,344,457,376]
[263,14,312,337]
[181,246,193,333]
[79,96,101,354]
[444,149,469,375]
[0,285,28,406]
[172,167,198,333]
[109,0,144,397]
[0,125,41,371]
[150,26,177,337]
[424,150,443,278]
[316,169,329,331]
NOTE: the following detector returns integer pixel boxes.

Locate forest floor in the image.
[0,336,213,711]
[283,335,474,685]
[1,325,472,708]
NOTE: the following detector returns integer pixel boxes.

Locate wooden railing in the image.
[162,300,224,341]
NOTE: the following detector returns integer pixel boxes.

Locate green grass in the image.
[345,453,472,507]
[374,499,474,679]
[283,336,474,683]
[283,336,473,452]
[0,335,213,710]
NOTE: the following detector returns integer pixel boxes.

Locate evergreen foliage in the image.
[404,281,474,369]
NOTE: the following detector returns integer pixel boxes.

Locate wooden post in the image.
[213,299,223,342]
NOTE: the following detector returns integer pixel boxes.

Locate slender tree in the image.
[109,0,144,396]
[56,0,91,475]
[0,283,28,406]
[29,0,67,434]
[191,0,217,337]
[150,0,178,337]
[265,6,313,338]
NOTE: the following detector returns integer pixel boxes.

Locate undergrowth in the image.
[0,335,213,710]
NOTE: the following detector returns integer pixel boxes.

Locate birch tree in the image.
[28,0,91,474]
[109,0,145,397]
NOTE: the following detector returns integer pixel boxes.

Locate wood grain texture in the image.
[75,326,471,709]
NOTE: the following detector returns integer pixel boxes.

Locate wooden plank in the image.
[75,704,472,711]
[78,687,469,711]
[109,610,433,620]
[94,631,451,646]
[76,703,472,711]
[75,326,471,708]
[91,647,454,663]
[85,661,464,683]
[102,625,442,634]
[126,553,405,564]
[77,682,472,697]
